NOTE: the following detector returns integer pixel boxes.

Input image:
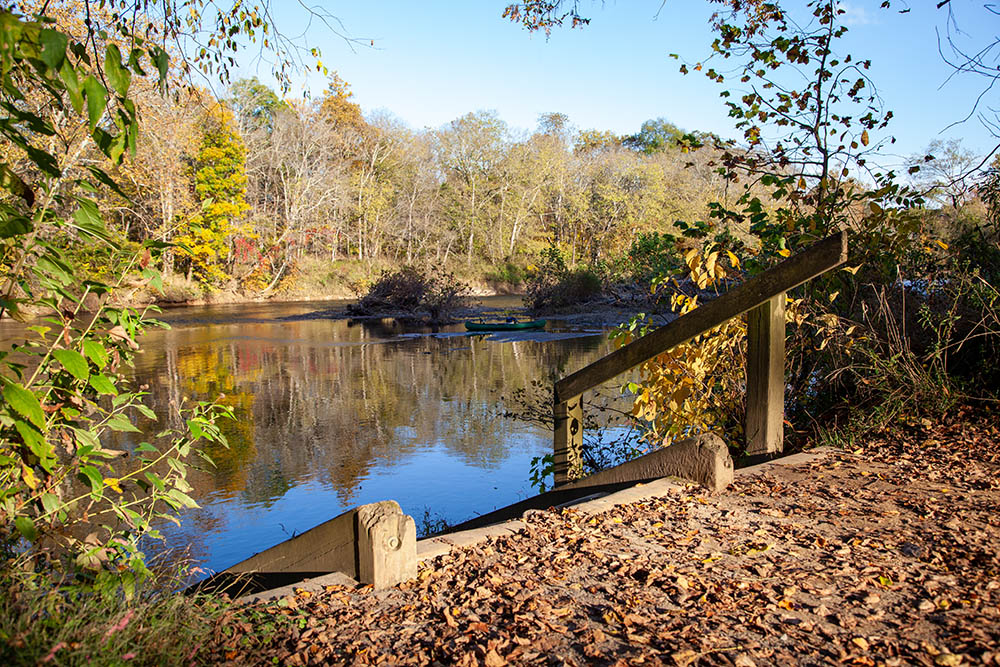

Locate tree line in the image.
[96,72,736,294]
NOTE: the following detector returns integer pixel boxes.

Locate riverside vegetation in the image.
[1,0,1000,665]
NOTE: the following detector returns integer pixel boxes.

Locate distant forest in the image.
[91,70,749,297]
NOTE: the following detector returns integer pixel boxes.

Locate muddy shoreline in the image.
[280,297,673,330]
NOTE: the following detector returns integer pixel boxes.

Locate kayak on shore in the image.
[465,319,547,332]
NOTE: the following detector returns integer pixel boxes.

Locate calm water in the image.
[114,297,626,574]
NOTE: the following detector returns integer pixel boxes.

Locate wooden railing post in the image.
[550,232,846,486]
[553,394,583,485]
[745,293,786,457]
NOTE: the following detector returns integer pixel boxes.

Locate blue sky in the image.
[232,1,1000,164]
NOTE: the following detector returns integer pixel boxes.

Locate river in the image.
[117,297,632,574]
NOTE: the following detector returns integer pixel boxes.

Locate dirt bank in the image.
[205,410,1000,665]
[281,298,661,329]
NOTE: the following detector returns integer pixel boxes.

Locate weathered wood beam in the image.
[745,293,786,456]
[554,231,847,403]
[553,395,583,485]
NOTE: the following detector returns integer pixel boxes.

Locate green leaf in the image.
[88,374,118,396]
[84,166,130,200]
[140,267,163,292]
[83,75,108,131]
[167,488,199,509]
[35,252,73,286]
[127,47,147,76]
[14,421,53,471]
[135,442,157,453]
[39,28,68,70]
[39,492,60,515]
[144,471,165,492]
[78,465,103,493]
[0,105,50,137]
[71,427,100,451]
[15,516,37,541]
[150,45,169,84]
[0,213,33,238]
[135,404,157,420]
[24,144,60,178]
[82,340,109,370]
[2,380,46,430]
[104,44,131,97]
[72,197,113,243]
[51,349,89,381]
[106,413,140,432]
[186,418,204,439]
[0,163,34,207]
[59,58,83,113]
[91,126,114,157]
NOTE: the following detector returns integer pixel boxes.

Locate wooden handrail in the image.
[552,230,848,484]
[555,231,848,403]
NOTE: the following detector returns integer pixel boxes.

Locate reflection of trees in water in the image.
[131,318,612,556]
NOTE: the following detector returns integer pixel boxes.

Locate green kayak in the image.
[465,319,546,332]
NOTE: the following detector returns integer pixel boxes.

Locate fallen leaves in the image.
[203,414,1000,666]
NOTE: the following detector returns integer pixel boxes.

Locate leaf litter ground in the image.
[206,411,999,666]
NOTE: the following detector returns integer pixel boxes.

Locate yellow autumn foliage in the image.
[620,247,747,451]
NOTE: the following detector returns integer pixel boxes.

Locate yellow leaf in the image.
[777,248,791,258]
[104,477,122,494]
[860,130,869,146]
[726,250,740,269]
[869,202,883,215]
[828,291,840,303]
[843,265,861,275]
[22,463,38,490]
[673,649,698,666]
[705,251,719,272]
[852,637,870,651]
[935,239,949,250]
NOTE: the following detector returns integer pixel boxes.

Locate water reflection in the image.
[124,299,624,573]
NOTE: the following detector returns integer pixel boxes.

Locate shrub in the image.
[0,12,232,600]
[788,255,1000,444]
[624,231,683,283]
[524,246,605,310]
[485,261,526,286]
[349,266,469,322]
[616,248,746,453]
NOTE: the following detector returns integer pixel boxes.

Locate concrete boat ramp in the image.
[196,436,828,604]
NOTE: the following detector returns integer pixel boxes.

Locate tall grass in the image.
[0,569,227,666]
